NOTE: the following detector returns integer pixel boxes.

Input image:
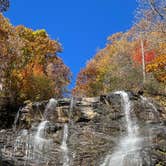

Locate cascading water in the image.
[61,124,70,166]
[13,108,21,132]
[69,97,74,124]
[35,120,48,139]
[101,91,142,166]
[32,120,52,162]
[2,92,165,166]
[60,98,74,166]
[13,98,57,164]
[44,98,57,119]
[13,129,28,155]
[31,98,57,162]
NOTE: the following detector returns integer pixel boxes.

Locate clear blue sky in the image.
[4,0,138,89]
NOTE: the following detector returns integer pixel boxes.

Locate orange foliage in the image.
[73,60,99,97]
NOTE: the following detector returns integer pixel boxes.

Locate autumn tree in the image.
[73,0,165,97]
[12,26,71,101]
[0,14,71,104]
[0,14,24,101]
[73,32,143,97]
[135,0,166,87]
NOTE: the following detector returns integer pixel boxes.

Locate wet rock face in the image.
[0,91,166,166]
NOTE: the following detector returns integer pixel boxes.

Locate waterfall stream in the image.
[13,108,21,131]
[44,98,57,119]
[6,93,162,165]
[31,98,57,162]
[61,124,70,166]
[32,120,52,162]
[101,91,142,166]
[13,98,56,164]
[60,98,74,166]
[35,120,48,139]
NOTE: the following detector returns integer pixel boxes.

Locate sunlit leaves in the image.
[0,14,71,103]
[73,19,165,97]
[146,54,166,83]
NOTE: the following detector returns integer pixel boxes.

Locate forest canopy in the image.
[0,14,71,104]
[73,0,166,97]
[0,0,165,101]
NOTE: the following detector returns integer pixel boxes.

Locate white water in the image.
[35,120,48,140]
[101,91,142,166]
[33,120,48,154]
[69,97,74,124]
[14,99,57,163]
[33,120,51,161]
[13,129,28,154]
[13,108,21,131]
[60,98,74,166]
[69,97,74,113]
[25,99,57,162]
[44,98,57,119]
[61,124,70,166]
[13,98,57,164]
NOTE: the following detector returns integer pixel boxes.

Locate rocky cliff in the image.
[0,91,166,166]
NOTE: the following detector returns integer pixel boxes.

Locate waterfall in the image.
[13,129,28,154]
[32,120,52,162]
[69,97,74,113]
[69,97,74,124]
[35,120,48,141]
[60,98,74,166]
[31,98,57,162]
[13,98,57,163]
[44,98,57,119]
[101,91,142,166]
[24,121,50,161]
[61,124,70,166]
[13,108,21,131]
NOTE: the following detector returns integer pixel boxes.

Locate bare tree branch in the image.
[148,0,165,19]
[0,0,10,12]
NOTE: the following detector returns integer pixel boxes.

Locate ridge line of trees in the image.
[73,0,166,97]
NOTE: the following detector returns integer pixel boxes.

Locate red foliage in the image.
[133,41,156,64]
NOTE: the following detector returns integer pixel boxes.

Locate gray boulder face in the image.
[0,91,166,166]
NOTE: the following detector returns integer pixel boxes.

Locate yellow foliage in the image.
[146,55,166,83]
